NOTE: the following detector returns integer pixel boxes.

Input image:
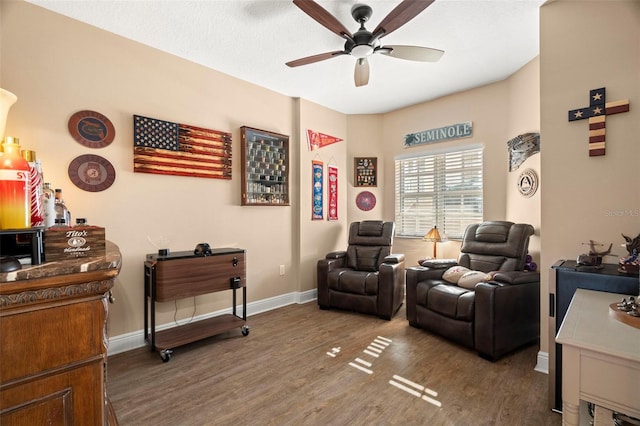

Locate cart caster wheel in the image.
[159,349,173,362]
[241,325,250,336]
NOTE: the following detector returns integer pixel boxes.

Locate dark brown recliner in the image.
[406,221,540,360]
[317,221,405,320]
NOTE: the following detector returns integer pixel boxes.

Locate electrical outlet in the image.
[279,265,285,275]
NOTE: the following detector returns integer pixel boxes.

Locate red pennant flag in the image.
[307,129,343,151]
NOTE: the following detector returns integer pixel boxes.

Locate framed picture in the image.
[240,126,289,206]
[354,157,377,187]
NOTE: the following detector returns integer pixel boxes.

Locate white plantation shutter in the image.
[395,146,483,239]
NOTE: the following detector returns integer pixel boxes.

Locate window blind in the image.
[394,146,483,239]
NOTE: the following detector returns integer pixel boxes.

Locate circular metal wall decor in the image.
[68,154,116,192]
[68,110,115,148]
[517,168,538,198]
[356,191,376,211]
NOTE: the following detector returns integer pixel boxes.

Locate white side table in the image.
[556,288,640,425]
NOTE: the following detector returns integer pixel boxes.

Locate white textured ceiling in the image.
[26,0,544,115]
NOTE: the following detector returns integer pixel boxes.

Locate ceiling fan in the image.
[286,0,444,87]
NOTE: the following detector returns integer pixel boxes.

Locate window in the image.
[395,146,483,240]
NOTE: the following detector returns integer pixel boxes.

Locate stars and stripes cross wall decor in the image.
[568,87,630,157]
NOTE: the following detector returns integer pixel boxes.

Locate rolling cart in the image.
[144,247,248,362]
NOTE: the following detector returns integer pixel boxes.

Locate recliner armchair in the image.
[317,221,405,320]
[406,221,540,360]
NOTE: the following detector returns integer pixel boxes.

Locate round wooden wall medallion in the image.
[356,191,376,211]
[68,110,115,148]
[517,168,538,198]
[68,154,116,192]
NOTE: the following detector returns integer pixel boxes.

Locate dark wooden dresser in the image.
[0,241,121,425]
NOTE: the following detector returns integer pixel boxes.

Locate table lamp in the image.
[0,88,18,141]
[423,226,444,258]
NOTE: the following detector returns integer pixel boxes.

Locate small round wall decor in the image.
[68,154,116,192]
[68,110,115,148]
[517,168,539,198]
[356,191,376,211]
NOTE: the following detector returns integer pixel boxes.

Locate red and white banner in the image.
[328,165,338,221]
[306,129,343,151]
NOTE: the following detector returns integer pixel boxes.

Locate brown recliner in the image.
[317,221,405,320]
[406,221,540,360]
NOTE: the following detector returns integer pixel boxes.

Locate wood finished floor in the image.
[107,302,561,426]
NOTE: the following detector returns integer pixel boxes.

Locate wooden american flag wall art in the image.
[133,115,232,179]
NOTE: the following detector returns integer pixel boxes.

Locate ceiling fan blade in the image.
[378,45,444,62]
[293,0,353,40]
[286,51,347,67]
[354,58,370,87]
[372,0,435,40]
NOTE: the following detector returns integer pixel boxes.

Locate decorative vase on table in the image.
[0,88,17,139]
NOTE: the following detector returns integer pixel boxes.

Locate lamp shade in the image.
[423,226,445,258]
[423,226,442,242]
[0,88,18,141]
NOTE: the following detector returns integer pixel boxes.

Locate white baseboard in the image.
[535,350,549,374]
[107,288,318,356]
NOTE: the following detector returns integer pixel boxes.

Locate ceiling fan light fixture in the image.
[288,0,443,87]
[351,44,374,59]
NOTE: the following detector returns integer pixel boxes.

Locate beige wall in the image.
[363,78,529,267]
[298,98,348,292]
[4,0,636,364]
[539,0,640,354]
[346,114,385,224]
[0,0,544,352]
[0,1,346,340]
[506,56,541,266]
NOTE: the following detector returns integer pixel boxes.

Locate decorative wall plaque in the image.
[68,154,116,192]
[354,157,377,187]
[68,110,115,148]
[356,191,376,211]
[507,133,540,172]
[568,87,630,157]
[517,168,538,198]
[404,122,473,148]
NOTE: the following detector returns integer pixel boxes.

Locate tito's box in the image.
[44,226,106,262]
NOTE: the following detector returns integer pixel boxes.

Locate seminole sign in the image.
[404,121,473,147]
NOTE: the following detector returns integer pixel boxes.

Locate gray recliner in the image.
[406,221,540,360]
[317,221,405,320]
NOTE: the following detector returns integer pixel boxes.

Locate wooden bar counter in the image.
[0,241,122,425]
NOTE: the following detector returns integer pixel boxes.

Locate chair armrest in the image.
[406,265,448,284]
[490,271,540,285]
[384,253,405,264]
[325,251,347,260]
[474,278,540,360]
[317,253,348,308]
[418,258,458,269]
[378,256,406,320]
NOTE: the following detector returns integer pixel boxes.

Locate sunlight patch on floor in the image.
[389,374,442,408]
